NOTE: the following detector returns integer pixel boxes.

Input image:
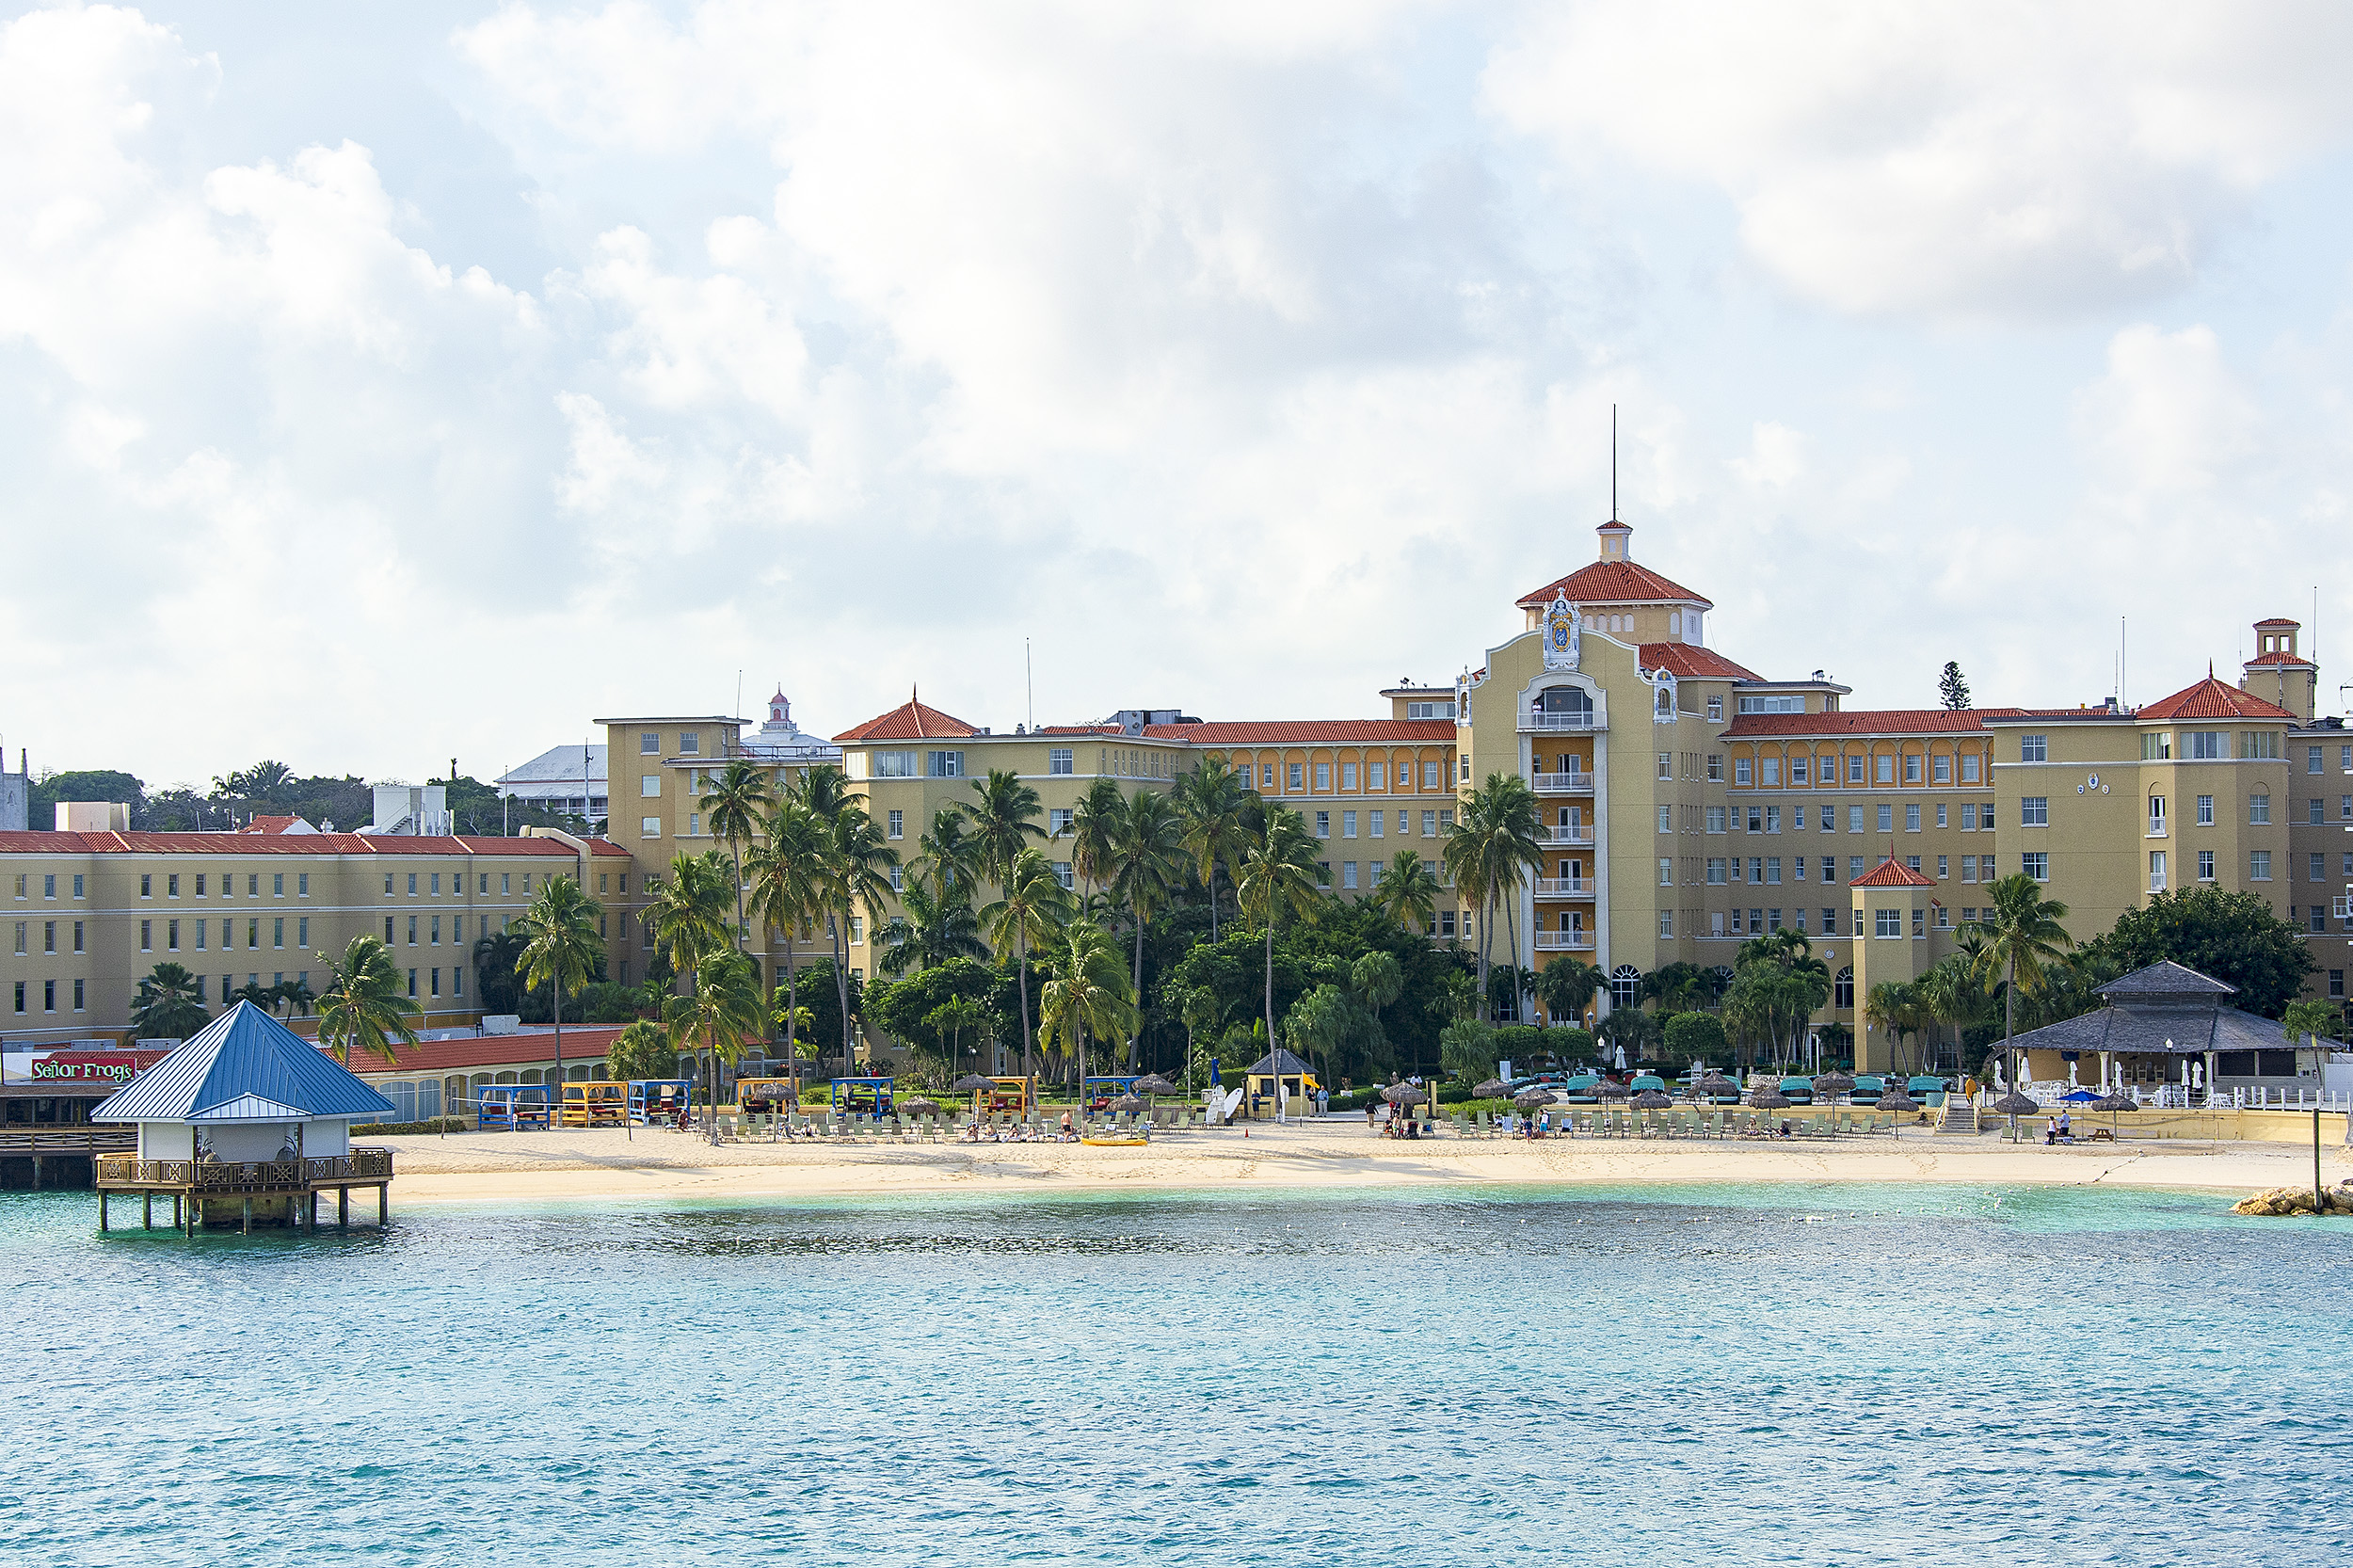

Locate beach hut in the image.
[1241,1049,1318,1121]
[89,1000,396,1235]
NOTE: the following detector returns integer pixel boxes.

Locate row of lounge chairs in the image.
[1456,1108,1899,1140]
[710,1107,1204,1143]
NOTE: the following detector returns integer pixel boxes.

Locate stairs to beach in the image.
[1936,1099,1980,1136]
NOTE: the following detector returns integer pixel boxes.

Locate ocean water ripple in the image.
[1,1181,2347,1566]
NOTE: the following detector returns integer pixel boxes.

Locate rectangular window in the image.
[1341,763,1358,792]
[1877,804,1894,833]
[1342,811,1357,839]
[2313,853,2329,883]
[1705,807,1726,833]
[1707,754,1724,782]
[1658,806,1673,834]
[1421,762,1440,791]
[1287,763,1304,792]
[2332,969,2346,999]
[1735,759,1753,786]
[167,874,179,898]
[1421,810,1436,838]
[1904,755,1922,785]
[1819,857,1834,883]
[72,874,82,898]
[2199,848,2215,882]
[1761,759,1781,787]
[1931,756,1951,785]
[2311,799,2326,825]
[1315,763,1332,792]
[1658,909,1674,938]
[2021,797,2048,826]
[1341,861,1359,890]
[2023,851,2049,882]
[1657,752,1673,781]
[1791,757,1810,786]
[2143,732,2173,760]
[2198,794,2215,825]
[272,873,284,896]
[1906,804,1922,832]
[140,874,152,898]
[640,731,661,754]
[640,774,663,798]
[2021,734,2047,763]
[676,732,699,756]
[1876,907,1902,937]
[1371,810,1385,839]
[1848,806,1865,834]
[1961,755,1981,784]
[2239,731,2279,760]
[1048,808,1073,835]
[73,920,83,953]
[140,920,151,951]
[1875,756,1895,784]
[1849,856,1865,881]
[1315,811,1330,839]
[887,808,904,840]
[166,920,177,952]
[1907,856,1922,873]
[1658,857,1674,887]
[428,916,440,946]
[1707,696,1723,721]
[1937,856,1948,879]
[40,874,53,899]
[298,918,309,949]
[1913,908,1927,939]
[1369,762,1386,791]
[408,873,419,895]
[1706,858,1727,885]
[1048,747,1074,775]
[1793,806,1808,830]
[271,918,283,949]
[2189,731,2227,760]
[1822,908,1838,936]
[2250,850,2272,881]
[1961,855,1977,882]
[1765,857,1782,885]
[2249,794,2270,824]
[1764,807,1781,833]
[868,750,919,778]
[925,751,965,777]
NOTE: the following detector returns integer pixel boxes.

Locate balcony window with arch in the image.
[1834,967,1853,1009]
[1531,684,1595,729]
[1609,964,1642,1011]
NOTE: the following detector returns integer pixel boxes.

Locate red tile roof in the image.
[2244,651,2315,668]
[2136,678,2297,722]
[1517,559,1712,610]
[1638,643,1763,681]
[0,831,607,856]
[1145,720,1456,744]
[1852,858,1937,888]
[1720,709,2020,738]
[234,815,308,834]
[834,697,981,742]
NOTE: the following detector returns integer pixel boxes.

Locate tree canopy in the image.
[2086,886,2314,1018]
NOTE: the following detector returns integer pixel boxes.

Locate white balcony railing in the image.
[1534,931,1596,951]
[1521,710,1604,732]
[1533,877,1596,898]
[1537,825,1595,845]
[1531,771,1594,794]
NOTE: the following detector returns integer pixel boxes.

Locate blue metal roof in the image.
[93,1001,396,1124]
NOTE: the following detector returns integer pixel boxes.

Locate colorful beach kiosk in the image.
[1241,1048,1320,1122]
[89,1000,396,1235]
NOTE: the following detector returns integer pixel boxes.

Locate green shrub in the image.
[348,1117,469,1137]
[1663,1013,1727,1063]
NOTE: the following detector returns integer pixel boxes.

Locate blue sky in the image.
[4,1,2351,790]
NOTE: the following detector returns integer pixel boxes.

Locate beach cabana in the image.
[629,1080,694,1125]
[90,1000,395,1235]
[1080,1075,1142,1113]
[830,1077,896,1116]
[2001,960,2312,1104]
[1241,1050,1318,1121]
[478,1084,551,1130]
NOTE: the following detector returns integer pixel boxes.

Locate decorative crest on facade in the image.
[1542,593,1581,672]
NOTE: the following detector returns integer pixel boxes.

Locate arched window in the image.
[1536,684,1594,722]
[1610,964,1642,1010]
[1709,966,1735,1003]
[1834,967,1854,1010]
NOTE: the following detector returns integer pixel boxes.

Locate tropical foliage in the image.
[317,935,422,1067]
[130,962,211,1041]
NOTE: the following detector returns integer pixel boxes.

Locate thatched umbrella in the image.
[1813,1071,1856,1100]
[1131,1074,1179,1096]
[1876,1085,1917,1114]
[1385,1084,1427,1108]
[952,1074,995,1093]
[1992,1087,2040,1143]
[1473,1079,1510,1098]
[1593,1079,1632,1100]
[1749,1083,1791,1110]
[2091,1089,2137,1112]
[1513,1088,1559,1108]
[1111,1093,1150,1116]
[900,1097,942,1120]
[1693,1071,1737,1102]
[1630,1088,1673,1110]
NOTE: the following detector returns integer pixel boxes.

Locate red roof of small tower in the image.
[1516,560,1711,611]
[1637,643,1762,681]
[2136,678,2297,722]
[834,692,981,742]
[1851,858,1937,888]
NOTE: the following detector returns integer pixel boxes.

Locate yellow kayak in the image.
[1080,1134,1149,1146]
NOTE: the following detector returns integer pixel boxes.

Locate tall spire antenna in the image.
[1610,403,1619,522]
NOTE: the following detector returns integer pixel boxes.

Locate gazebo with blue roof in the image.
[91,1000,398,1235]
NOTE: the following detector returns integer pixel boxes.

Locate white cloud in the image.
[1730,421,1806,488]
[1484,0,2353,319]
[2073,323,2257,495]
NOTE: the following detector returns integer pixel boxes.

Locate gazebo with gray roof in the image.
[2003,960,2306,1098]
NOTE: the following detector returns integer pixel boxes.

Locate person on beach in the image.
[1059,1110,1075,1141]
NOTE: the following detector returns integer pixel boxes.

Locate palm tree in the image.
[229,980,278,1013]
[1865,981,1924,1075]
[1037,920,1137,1096]
[822,803,899,1067]
[1233,807,1322,1075]
[514,873,606,1088]
[699,758,775,952]
[647,852,734,983]
[925,995,990,1084]
[1174,757,1248,939]
[979,846,1074,1092]
[746,798,826,1068]
[1064,777,1126,908]
[967,768,1047,894]
[664,949,766,1140]
[1533,958,1604,1031]
[130,962,211,1040]
[1109,789,1183,1065]
[1178,984,1225,1095]
[272,975,317,1019]
[472,926,531,1015]
[1374,849,1440,936]
[607,1018,679,1082]
[317,935,422,1067]
[915,805,984,904]
[1968,872,2074,1119]
[878,881,989,975]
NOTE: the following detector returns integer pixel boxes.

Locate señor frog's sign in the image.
[24,1052,169,1084]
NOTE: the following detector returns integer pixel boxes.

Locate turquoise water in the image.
[6,1182,2349,1566]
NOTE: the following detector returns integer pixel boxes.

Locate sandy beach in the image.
[375,1120,2351,1207]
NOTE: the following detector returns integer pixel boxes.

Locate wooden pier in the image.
[94,1147,393,1235]
[0,1126,136,1190]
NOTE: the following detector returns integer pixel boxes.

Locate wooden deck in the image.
[94,1147,394,1234]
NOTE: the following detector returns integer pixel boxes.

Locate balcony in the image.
[1533,877,1596,898]
[1537,824,1595,845]
[95,1147,392,1194]
[1520,710,1604,732]
[1534,931,1596,951]
[1531,771,1595,795]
